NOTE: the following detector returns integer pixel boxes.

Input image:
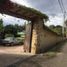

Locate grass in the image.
[48,40,67,52]
[42,39,67,59]
[44,52,57,59]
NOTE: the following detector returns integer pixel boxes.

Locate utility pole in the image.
[62,12,66,37]
[57,0,67,37]
[65,21,67,38]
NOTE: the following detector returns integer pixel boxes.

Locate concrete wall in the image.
[31,19,62,54]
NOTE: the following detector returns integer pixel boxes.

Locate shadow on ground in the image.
[7,59,42,67]
[0,40,67,67]
[0,53,31,67]
[7,40,67,67]
[48,39,67,52]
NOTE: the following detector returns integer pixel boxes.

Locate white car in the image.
[4,37,22,46]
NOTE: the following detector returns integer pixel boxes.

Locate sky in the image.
[0,0,67,26]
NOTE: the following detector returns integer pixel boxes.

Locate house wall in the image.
[31,19,62,54]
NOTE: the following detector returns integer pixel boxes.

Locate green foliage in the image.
[0,19,5,39]
[49,25,62,35]
[0,18,25,38]
[0,19,3,31]
[49,25,55,30]
[4,24,25,37]
[65,20,67,25]
[4,25,18,37]
[14,24,25,32]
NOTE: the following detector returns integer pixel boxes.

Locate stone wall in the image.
[31,19,62,54]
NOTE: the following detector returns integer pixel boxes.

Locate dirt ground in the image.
[0,45,24,54]
[7,40,67,67]
[0,40,67,67]
[0,45,33,67]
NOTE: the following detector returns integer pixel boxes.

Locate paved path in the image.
[7,40,67,67]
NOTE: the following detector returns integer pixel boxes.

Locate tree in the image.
[49,25,62,35]
[14,24,25,32]
[4,24,25,37]
[0,19,5,39]
[49,25,55,31]
[54,25,62,35]
[0,19,3,32]
[4,24,17,37]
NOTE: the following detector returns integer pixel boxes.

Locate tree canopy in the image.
[49,25,62,35]
[0,18,25,38]
[0,19,3,32]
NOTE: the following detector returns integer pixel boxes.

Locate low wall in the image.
[31,19,63,54]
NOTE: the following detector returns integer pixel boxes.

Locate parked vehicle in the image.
[0,39,4,45]
[0,37,23,46]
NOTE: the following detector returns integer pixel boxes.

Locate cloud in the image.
[45,15,63,26]
[1,0,67,26]
[10,0,31,7]
[21,0,62,14]
[0,14,26,26]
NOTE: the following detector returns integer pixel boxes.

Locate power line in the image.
[58,0,67,13]
[57,0,67,37]
[57,0,64,13]
[61,0,66,13]
[60,0,67,37]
